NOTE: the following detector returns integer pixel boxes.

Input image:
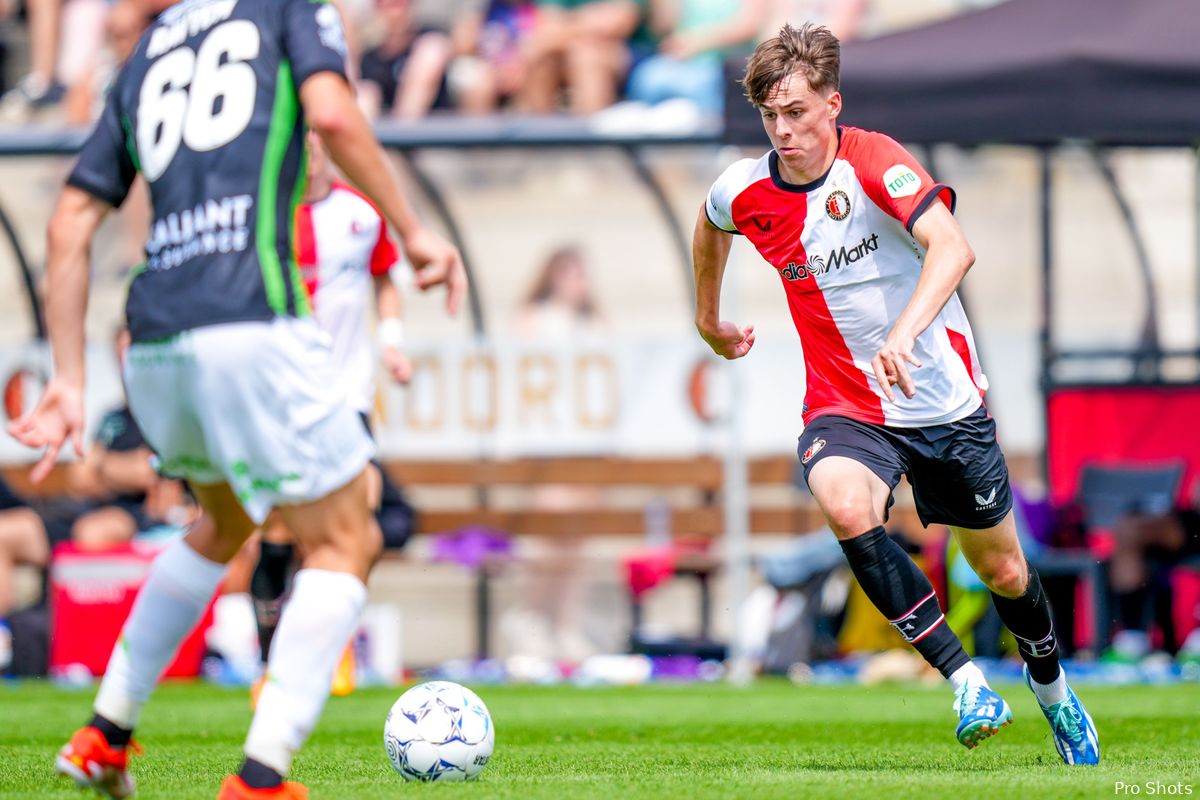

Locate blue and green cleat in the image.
[953,682,1013,749]
[1023,665,1100,765]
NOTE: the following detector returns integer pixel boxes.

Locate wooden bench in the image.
[387,456,825,538]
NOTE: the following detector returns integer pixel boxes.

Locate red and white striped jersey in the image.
[705,126,986,428]
[294,180,399,414]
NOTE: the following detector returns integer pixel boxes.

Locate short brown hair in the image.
[742,23,841,107]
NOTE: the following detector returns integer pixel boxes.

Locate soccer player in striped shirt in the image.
[694,23,1098,765]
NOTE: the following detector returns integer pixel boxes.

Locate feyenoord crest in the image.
[825,190,850,221]
[802,438,826,464]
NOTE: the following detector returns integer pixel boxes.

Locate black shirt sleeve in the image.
[66,85,137,208]
[283,0,350,87]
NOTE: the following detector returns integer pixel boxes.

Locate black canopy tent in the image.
[728,0,1200,148]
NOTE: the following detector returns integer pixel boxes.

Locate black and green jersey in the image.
[67,0,348,342]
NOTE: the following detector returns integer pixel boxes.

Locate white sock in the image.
[94,539,226,729]
[948,661,988,694]
[1030,666,1069,707]
[244,569,366,775]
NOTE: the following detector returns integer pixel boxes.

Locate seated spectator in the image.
[0,475,49,619]
[627,0,767,117]
[519,0,652,114]
[0,0,69,117]
[447,0,538,113]
[358,0,453,120]
[62,0,155,123]
[1107,480,1200,664]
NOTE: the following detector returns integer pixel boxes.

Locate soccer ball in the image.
[383,681,495,782]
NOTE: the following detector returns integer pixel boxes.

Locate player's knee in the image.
[979,554,1027,597]
[823,496,877,540]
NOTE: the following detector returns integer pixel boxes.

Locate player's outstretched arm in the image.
[872,200,974,402]
[7,187,110,482]
[299,73,467,316]
[693,206,755,360]
[373,274,412,384]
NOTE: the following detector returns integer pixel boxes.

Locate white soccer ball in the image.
[383,681,495,782]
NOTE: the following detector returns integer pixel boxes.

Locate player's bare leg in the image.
[249,464,383,708]
[58,483,255,798]
[952,514,1100,764]
[229,467,379,795]
[806,456,1010,748]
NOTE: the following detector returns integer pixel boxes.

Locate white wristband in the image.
[377,318,405,349]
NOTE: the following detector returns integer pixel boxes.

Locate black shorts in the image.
[797,404,1013,529]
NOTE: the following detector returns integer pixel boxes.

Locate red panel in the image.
[49,543,215,679]
[1046,386,1200,506]
[294,203,318,304]
[945,327,982,395]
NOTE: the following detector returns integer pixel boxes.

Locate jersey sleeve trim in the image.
[66,173,128,208]
[703,202,742,235]
[905,184,956,234]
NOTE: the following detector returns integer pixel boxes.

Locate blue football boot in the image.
[953,680,1013,749]
[1024,665,1100,765]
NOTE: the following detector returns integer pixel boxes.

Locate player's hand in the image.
[382,346,413,385]
[701,321,755,360]
[405,228,467,317]
[871,333,921,403]
[6,377,86,483]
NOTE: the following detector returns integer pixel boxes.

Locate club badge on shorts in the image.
[802,438,826,464]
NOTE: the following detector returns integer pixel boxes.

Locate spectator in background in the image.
[447,0,537,113]
[519,0,651,114]
[764,0,868,41]
[515,245,602,335]
[0,0,68,116]
[1107,482,1200,665]
[627,0,767,117]
[61,0,155,123]
[504,246,604,662]
[358,0,453,120]
[0,475,49,618]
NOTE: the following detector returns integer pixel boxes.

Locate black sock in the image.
[990,562,1061,684]
[238,757,283,789]
[89,714,132,748]
[1116,586,1149,632]
[251,542,295,664]
[839,526,970,679]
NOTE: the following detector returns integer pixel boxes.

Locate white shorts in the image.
[123,317,376,524]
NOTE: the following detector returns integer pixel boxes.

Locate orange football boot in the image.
[217,775,308,799]
[55,726,140,798]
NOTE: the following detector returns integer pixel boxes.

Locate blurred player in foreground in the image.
[693,23,1098,764]
[8,0,465,798]
[250,131,414,703]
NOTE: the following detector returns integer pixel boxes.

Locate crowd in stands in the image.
[0,0,873,125]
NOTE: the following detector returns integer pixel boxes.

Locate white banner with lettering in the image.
[0,337,810,463]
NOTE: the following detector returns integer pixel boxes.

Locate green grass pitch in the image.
[1,680,1197,799]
